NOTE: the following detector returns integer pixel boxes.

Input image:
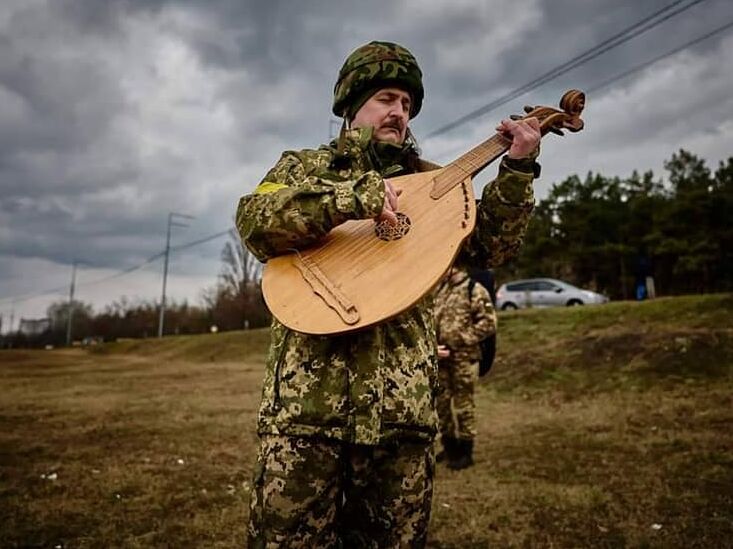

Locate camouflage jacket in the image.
[236,127,535,445]
[434,268,497,363]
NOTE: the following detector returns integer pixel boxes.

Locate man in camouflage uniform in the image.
[434,265,498,470]
[236,40,540,547]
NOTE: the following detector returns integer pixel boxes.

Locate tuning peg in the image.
[523,105,534,113]
[509,114,523,121]
[549,127,565,136]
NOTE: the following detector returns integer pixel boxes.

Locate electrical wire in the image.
[425,0,711,139]
[171,229,231,252]
[431,17,733,164]
[0,228,234,304]
[586,18,733,94]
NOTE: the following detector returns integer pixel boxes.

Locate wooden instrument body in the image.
[262,168,477,335]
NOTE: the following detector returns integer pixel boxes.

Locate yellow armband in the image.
[254,182,288,195]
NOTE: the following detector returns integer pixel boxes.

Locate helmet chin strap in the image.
[336,117,350,156]
[405,127,421,156]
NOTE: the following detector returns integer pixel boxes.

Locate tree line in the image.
[3,231,271,348]
[496,149,732,299]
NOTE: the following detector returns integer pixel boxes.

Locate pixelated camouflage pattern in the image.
[235,126,534,446]
[434,267,497,362]
[333,41,423,118]
[436,358,478,441]
[434,267,497,441]
[248,434,433,548]
[460,156,536,268]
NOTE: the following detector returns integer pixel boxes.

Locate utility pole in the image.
[9,300,15,334]
[158,212,194,338]
[66,261,77,346]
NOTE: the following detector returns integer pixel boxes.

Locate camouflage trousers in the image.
[437,357,478,441]
[247,434,434,548]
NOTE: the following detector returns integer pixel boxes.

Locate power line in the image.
[0,284,68,305]
[432,17,733,165]
[172,229,231,252]
[0,251,166,305]
[0,228,234,305]
[586,18,733,93]
[78,251,167,288]
[425,0,710,139]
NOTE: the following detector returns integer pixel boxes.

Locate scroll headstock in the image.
[511,89,585,137]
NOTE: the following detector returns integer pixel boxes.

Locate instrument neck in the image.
[430,133,512,199]
[449,133,512,177]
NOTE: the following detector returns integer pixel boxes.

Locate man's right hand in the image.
[437,345,451,359]
[377,179,401,225]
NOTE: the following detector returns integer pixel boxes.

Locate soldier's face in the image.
[351,87,411,144]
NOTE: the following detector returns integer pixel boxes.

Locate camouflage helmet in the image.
[333,41,424,119]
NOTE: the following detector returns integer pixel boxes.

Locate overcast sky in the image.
[2,0,732,330]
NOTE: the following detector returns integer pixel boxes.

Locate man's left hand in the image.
[496,117,541,159]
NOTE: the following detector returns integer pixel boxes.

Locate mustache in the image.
[381,118,405,132]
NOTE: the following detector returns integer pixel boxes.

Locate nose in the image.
[389,103,408,124]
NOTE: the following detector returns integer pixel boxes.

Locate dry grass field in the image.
[1,294,732,548]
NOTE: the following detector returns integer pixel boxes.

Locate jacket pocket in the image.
[272,330,291,410]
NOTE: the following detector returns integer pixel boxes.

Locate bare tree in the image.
[205,230,269,330]
[219,229,262,295]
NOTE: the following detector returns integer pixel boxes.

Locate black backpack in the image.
[468,270,497,377]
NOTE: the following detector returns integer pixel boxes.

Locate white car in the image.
[496,278,609,310]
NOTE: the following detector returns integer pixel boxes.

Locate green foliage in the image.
[498,149,733,298]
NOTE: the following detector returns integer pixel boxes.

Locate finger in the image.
[378,209,398,226]
[515,125,541,149]
[385,182,399,211]
[513,120,532,133]
[515,122,540,142]
[383,182,395,210]
[387,190,398,212]
[497,119,517,131]
[524,117,541,132]
[515,126,536,143]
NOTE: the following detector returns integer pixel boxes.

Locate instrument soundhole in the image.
[375,212,411,241]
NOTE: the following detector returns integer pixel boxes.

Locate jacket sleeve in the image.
[236,151,386,262]
[468,285,497,345]
[462,156,536,268]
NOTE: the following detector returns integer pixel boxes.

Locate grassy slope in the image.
[493,293,733,393]
[89,327,272,363]
[432,294,733,548]
[1,294,731,547]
